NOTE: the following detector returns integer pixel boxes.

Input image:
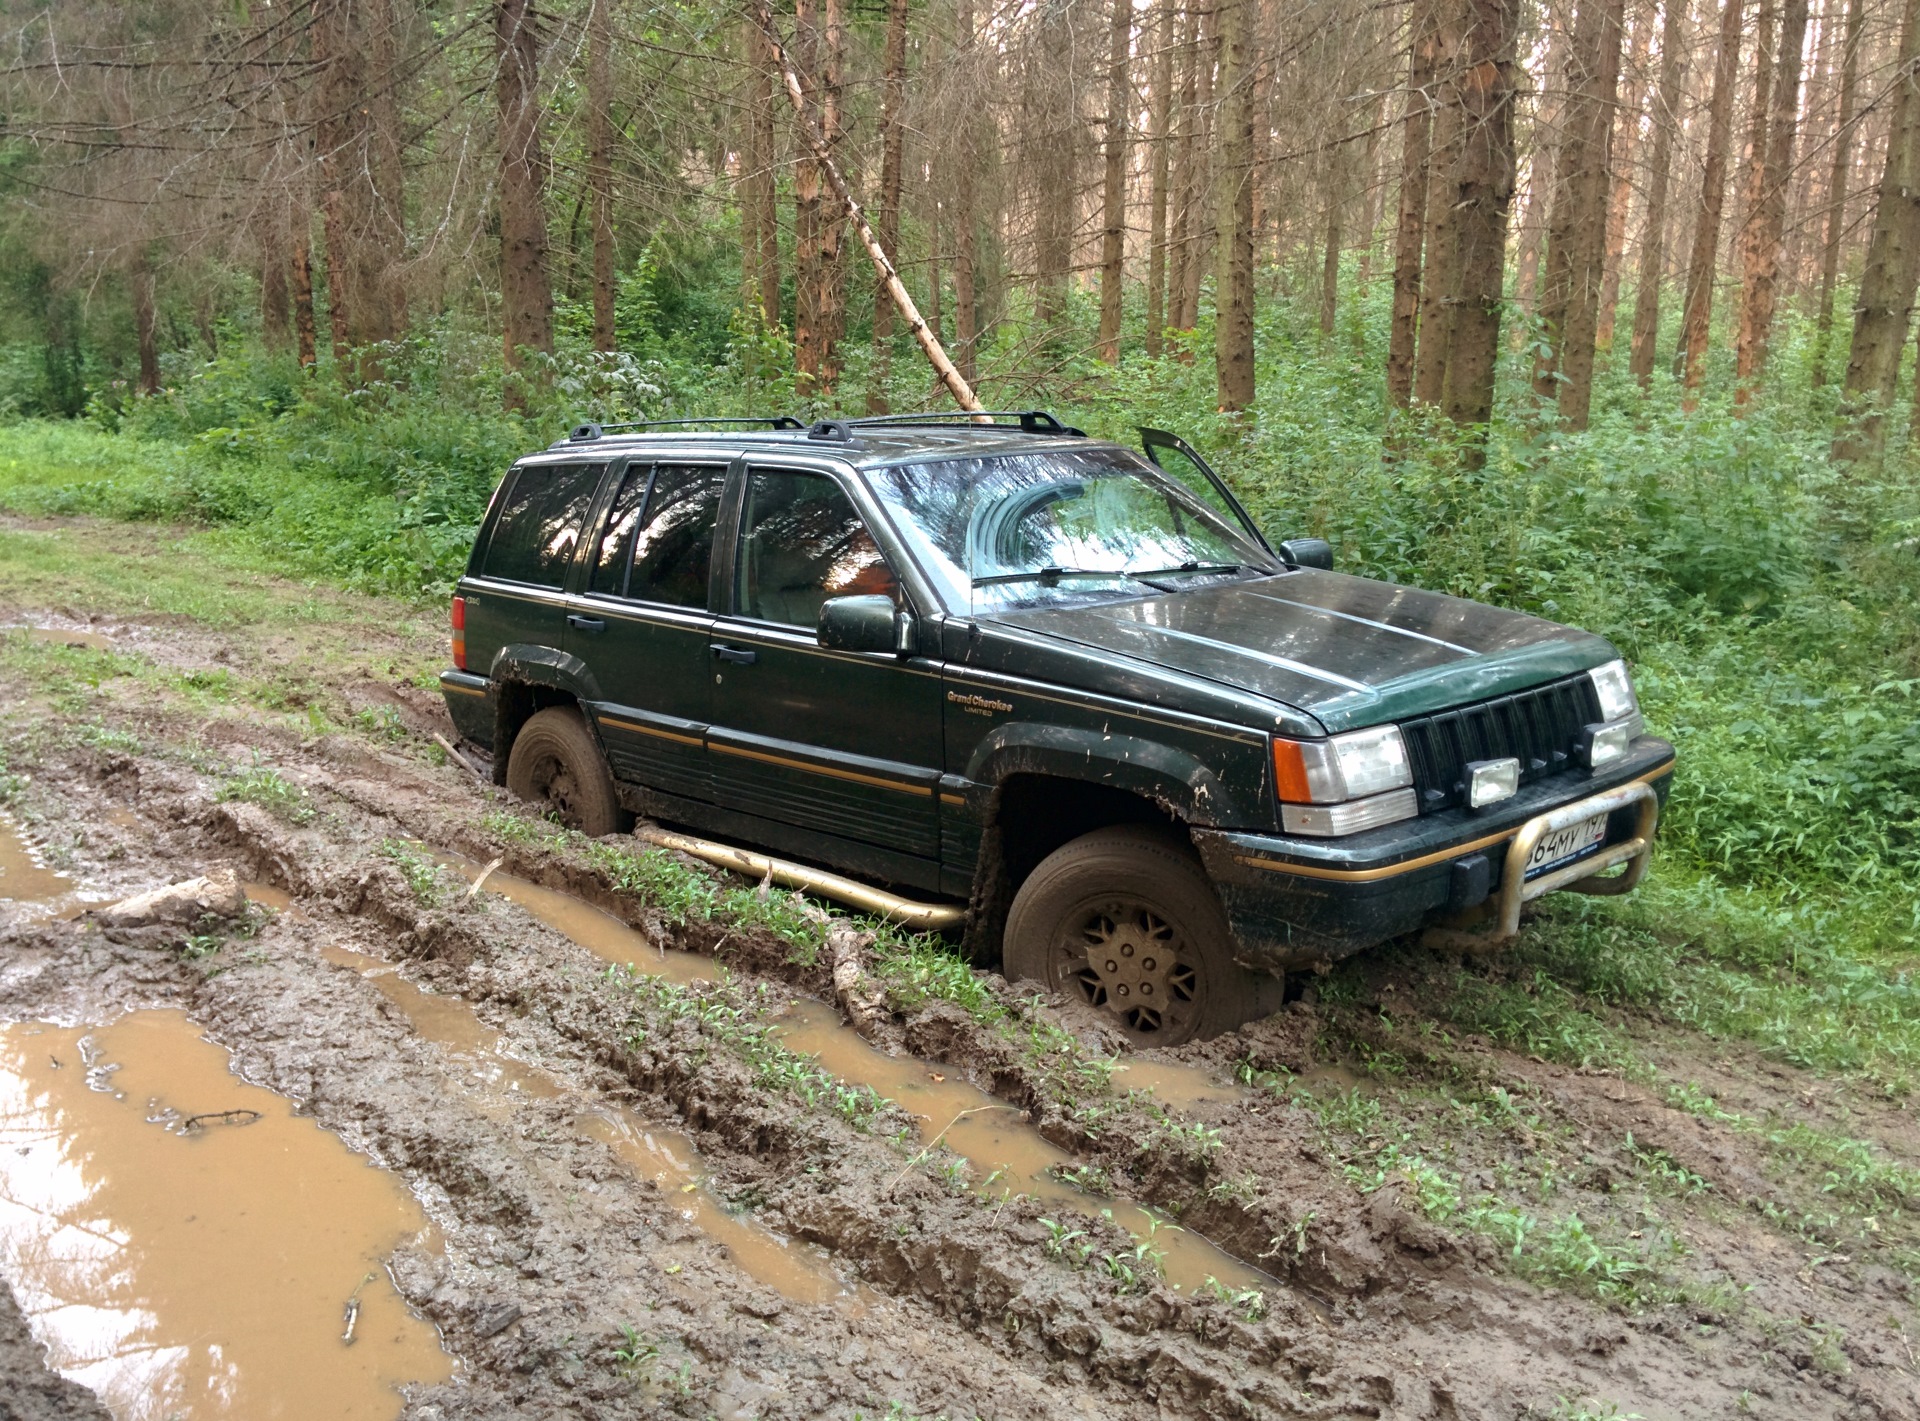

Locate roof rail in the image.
[846,410,1086,437]
[567,416,805,441]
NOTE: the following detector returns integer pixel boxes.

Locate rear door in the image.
[573,461,729,805]
[705,464,946,870]
[464,459,605,675]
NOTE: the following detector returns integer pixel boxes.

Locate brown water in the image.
[21,627,115,651]
[0,1011,452,1420]
[770,999,1272,1297]
[242,881,296,914]
[322,946,847,1307]
[1110,1058,1244,1112]
[578,1112,855,1309]
[432,851,715,985]
[0,815,73,903]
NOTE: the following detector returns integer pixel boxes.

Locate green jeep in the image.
[439,412,1673,1045]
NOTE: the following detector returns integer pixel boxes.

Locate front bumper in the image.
[1191,737,1676,972]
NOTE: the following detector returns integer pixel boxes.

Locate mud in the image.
[0,817,72,906]
[0,1012,450,1420]
[1,521,1917,1420]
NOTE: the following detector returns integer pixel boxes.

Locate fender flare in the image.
[963,721,1244,827]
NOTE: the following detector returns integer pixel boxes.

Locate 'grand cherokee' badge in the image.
[947,691,1013,717]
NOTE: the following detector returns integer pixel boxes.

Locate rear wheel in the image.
[1002,826,1271,1047]
[505,706,629,837]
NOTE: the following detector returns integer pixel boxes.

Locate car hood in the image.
[988,569,1617,733]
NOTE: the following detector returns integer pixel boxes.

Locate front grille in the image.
[1399,672,1603,813]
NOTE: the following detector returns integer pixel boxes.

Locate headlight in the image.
[1589,659,1639,722]
[1272,726,1417,836]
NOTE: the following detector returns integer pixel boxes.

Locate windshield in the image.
[866,448,1277,612]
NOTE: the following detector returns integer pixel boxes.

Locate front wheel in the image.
[504,706,630,837]
[1002,826,1271,1047]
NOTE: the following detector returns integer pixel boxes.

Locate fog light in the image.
[1577,718,1640,769]
[1465,757,1520,808]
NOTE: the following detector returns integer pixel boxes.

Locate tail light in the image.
[451,595,467,671]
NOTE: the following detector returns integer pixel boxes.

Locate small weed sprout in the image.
[1199,1276,1268,1320]
[379,839,445,905]
[217,761,315,824]
[1545,1400,1645,1421]
[610,1325,657,1377]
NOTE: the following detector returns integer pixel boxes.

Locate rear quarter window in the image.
[480,462,604,587]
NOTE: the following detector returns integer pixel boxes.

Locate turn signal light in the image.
[451,595,467,671]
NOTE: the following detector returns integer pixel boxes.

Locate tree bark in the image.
[132,251,160,395]
[1320,148,1345,338]
[313,0,401,382]
[1168,5,1200,335]
[1735,0,1811,395]
[1412,10,1465,408]
[588,0,616,353]
[953,0,981,387]
[1029,1,1075,335]
[260,209,291,351]
[1387,0,1441,407]
[1215,0,1257,411]
[1628,0,1688,385]
[1441,0,1521,449]
[1835,0,1920,459]
[291,183,318,369]
[1595,0,1652,350]
[1533,0,1626,429]
[1098,0,1134,363]
[1812,0,1865,384]
[747,23,781,326]
[1513,4,1574,317]
[1676,0,1745,397]
[1147,0,1174,355]
[367,0,408,333]
[497,0,554,409]
[1178,5,1220,334]
[792,0,847,400]
[869,0,909,410]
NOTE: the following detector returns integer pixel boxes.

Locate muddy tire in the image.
[505,706,630,837]
[1002,826,1270,1047]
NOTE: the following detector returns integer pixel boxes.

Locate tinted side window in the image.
[736,470,897,628]
[589,463,653,596]
[481,462,603,588]
[628,465,726,608]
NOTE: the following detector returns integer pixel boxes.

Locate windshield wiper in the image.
[1124,561,1244,579]
[970,565,1136,588]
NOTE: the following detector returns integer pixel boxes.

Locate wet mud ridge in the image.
[0,601,1915,1418]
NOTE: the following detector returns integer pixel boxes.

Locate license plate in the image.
[1524,812,1609,878]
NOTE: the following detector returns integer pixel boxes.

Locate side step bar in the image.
[634,826,966,932]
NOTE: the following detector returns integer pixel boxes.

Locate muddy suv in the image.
[439,412,1674,1045]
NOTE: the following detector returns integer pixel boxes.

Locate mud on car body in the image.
[439,412,1675,1046]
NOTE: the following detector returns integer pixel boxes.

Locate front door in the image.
[573,461,729,805]
[705,466,946,871]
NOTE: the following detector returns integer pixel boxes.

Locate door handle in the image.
[711,644,757,665]
[567,615,606,633]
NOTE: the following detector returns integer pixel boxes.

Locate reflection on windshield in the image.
[868,448,1274,611]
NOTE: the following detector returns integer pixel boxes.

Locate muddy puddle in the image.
[1110,1057,1244,1111]
[11,626,116,651]
[242,880,296,914]
[770,999,1273,1298]
[323,946,853,1309]
[432,851,715,986]
[0,814,74,905]
[0,1010,451,1420]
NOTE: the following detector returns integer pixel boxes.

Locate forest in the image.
[0,2,1918,1415]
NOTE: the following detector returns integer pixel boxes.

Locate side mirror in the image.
[1278,537,1334,571]
[818,595,912,656]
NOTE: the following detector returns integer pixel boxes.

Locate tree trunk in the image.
[132,251,160,395]
[1319,150,1345,338]
[748,22,782,326]
[1442,0,1521,450]
[367,0,408,333]
[1595,0,1652,350]
[1735,0,1811,395]
[313,0,400,382]
[1098,0,1134,363]
[1029,2,1075,335]
[1533,0,1626,429]
[1413,10,1465,408]
[1215,0,1257,411]
[291,184,318,369]
[1513,4,1574,318]
[260,209,291,351]
[1178,4,1220,334]
[1676,0,1745,396]
[1835,0,1920,459]
[1147,0,1174,356]
[588,0,617,353]
[497,0,554,409]
[1168,6,1200,336]
[1735,0,1779,275]
[792,0,847,400]
[1387,0,1441,407]
[1628,0,1688,385]
[953,0,981,387]
[869,0,908,410]
[1813,0,1865,384]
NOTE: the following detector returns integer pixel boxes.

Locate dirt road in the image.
[0,516,1914,1420]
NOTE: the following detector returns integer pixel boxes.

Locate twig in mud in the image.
[433,733,484,781]
[886,1105,997,1191]
[463,856,504,903]
[180,1109,261,1132]
[341,1271,375,1345]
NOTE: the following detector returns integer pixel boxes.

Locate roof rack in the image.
[846,410,1086,437]
[567,416,805,441]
